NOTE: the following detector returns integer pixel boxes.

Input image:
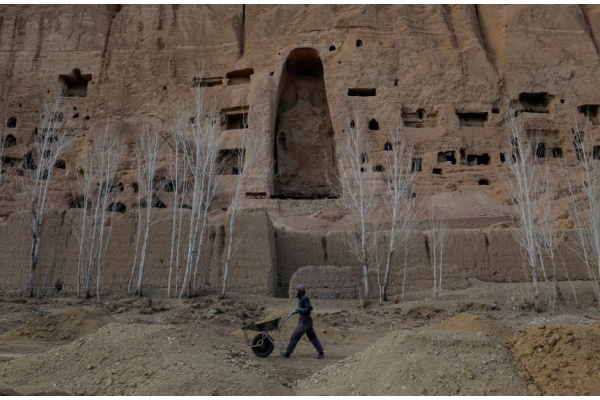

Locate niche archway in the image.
[273,48,339,199]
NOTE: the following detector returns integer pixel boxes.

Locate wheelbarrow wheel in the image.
[250,333,274,358]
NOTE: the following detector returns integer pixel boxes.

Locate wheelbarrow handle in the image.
[279,311,295,329]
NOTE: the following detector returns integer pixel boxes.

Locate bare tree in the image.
[536,160,564,309]
[129,122,163,297]
[428,201,447,300]
[26,98,73,297]
[503,110,543,311]
[166,116,185,298]
[74,122,123,299]
[381,117,418,301]
[336,110,378,305]
[177,90,221,299]
[219,112,269,300]
[564,118,600,301]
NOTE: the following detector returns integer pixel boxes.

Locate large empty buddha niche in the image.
[467,153,490,166]
[60,68,92,97]
[519,92,554,114]
[222,106,249,130]
[348,88,376,97]
[217,149,244,175]
[226,68,254,85]
[273,48,339,199]
[579,105,599,125]
[457,112,488,127]
[437,151,456,164]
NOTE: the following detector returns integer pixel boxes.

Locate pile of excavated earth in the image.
[0,282,599,396]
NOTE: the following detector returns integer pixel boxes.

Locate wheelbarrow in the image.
[241,311,294,357]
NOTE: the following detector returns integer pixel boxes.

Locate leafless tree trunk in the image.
[74,123,123,300]
[503,110,542,312]
[428,201,447,300]
[132,123,162,297]
[537,161,564,309]
[27,98,73,297]
[564,118,600,301]
[381,117,417,301]
[178,91,221,299]
[336,110,377,305]
[219,113,268,300]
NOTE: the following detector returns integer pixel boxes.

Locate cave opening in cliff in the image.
[519,92,553,114]
[107,202,127,213]
[594,146,600,160]
[500,153,506,162]
[432,168,442,175]
[457,112,487,127]
[193,76,223,88]
[54,159,66,169]
[23,153,36,170]
[368,119,379,130]
[535,143,546,158]
[3,134,16,148]
[478,178,489,185]
[361,153,369,163]
[226,68,254,85]
[373,165,384,172]
[578,104,599,125]
[217,149,244,175]
[6,117,16,128]
[384,142,393,151]
[273,48,339,199]
[467,153,490,166]
[411,157,422,172]
[69,196,90,209]
[222,106,249,130]
[348,88,376,97]
[437,151,456,164]
[151,197,167,208]
[59,68,92,97]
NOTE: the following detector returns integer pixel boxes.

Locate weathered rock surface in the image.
[1,5,599,294]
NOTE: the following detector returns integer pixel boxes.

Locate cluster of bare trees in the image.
[25,99,74,297]
[337,111,418,305]
[75,122,124,300]
[502,109,600,312]
[564,118,600,301]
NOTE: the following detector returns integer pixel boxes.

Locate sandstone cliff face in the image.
[1,5,599,294]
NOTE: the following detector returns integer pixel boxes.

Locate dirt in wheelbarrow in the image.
[0,279,600,395]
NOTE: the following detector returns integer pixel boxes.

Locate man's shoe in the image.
[280,351,290,358]
[315,353,325,359]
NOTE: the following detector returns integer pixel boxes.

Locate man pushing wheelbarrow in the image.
[241,284,324,359]
[281,284,325,359]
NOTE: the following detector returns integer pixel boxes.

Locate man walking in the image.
[281,284,325,359]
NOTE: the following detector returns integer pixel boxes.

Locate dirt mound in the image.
[295,329,527,396]
[508,323,600,395]
[0,322,292,396]
[0,307,114,342]
[430,312,514,343]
